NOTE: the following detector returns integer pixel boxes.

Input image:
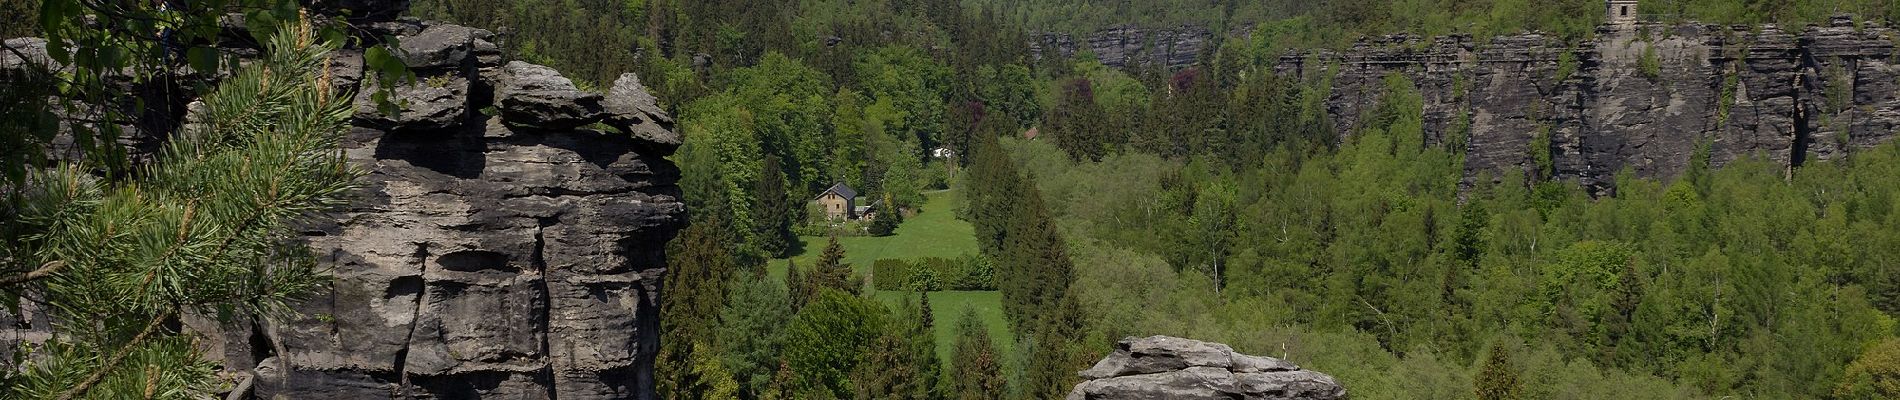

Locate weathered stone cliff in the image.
[1042,17,1899,194]
[2,3,684,399]
[1068,336,1347,400]
[1032,25,1216,69]
[242,30,681,400]
[1281,16,1899,194]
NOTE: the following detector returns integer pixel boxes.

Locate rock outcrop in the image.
[1068,336,1346,400]
[261,25,682,400]
[1280,16,1900,194]
[1032,25,1217,69]
[1039,16,1900,195]
[3,2,684,399]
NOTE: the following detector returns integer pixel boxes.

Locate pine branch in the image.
[54,309,173,400]
[0,261,67,286]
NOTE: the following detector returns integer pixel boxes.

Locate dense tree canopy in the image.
[314,0,1900,399]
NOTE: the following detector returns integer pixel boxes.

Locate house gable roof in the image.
[815,182,857,201]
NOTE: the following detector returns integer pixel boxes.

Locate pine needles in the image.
[1,14,358,399]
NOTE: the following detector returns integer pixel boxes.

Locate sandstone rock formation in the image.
[1032,25,1216,69]
[1283,16,1899,195]
[1043,16,1900,195]
[1068,336,1346,400]
[3,3,684,399]
[261,27,681,400]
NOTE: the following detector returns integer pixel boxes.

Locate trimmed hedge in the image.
[870,255,995,291]
[872,259,915,290]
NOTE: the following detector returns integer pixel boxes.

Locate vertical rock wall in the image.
[2,4,686,398]
[233,20,685,399]
[1278,16,1900,194]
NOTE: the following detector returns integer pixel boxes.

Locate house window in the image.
[1621,6,1629,16]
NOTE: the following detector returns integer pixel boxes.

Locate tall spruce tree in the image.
[754,156,800,257]
[1475,344,1525,400]
[947,309,1006,400]
[813,234,859,294]
[787,259,817,310]
[1,19,356,399]
[657,216,739,399]
[963,131,1022,262]
[850,297,935,399]
[1047,77,1109,162]
[998,176,1077,331]
[910,293,942,399]
[717,271,794,397]
[1023,290,1089,400]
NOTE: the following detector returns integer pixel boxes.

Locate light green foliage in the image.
[1475,345,1524,400]
[685,341,740,399]
[717,274,793,396]
[2,21,355,399]
[1640,43,1663,80]
[676,52,836,259]
[783,289,886,398]
[1555,51,1580,82]
[857,46,951,149]
[1185,180,1239,290]
[1004,51,1900,400]
[1837,339,1900,399]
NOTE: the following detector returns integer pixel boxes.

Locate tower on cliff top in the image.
[1608,0,1639,24]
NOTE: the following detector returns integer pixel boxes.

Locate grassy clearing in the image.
[766,189,1011,364]
[770,189,978,278]
[874,290,1014,364]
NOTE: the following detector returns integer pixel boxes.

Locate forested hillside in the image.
[394,0,1900,398]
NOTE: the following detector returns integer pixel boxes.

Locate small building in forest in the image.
[1608,0,1639,24]
[813,182,859,220]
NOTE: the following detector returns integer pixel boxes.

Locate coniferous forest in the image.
[6,0,1900,399]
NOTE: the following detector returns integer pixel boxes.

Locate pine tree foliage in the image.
[812,234,859,295]
[850,297,933,400]
[947,309,1006,400]
[716,272,794,397]
[753,156,800,258]
[1,19,356,399]
[963,132,1024,260]
[1047,78,1109,162]
[998,179,1077,332]
[1022,290,1089,400]
[657,217,738,399]
[1475,345,1524,400]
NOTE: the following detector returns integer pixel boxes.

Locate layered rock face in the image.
[3,4,684,399]
[1042,16,1899,193]
[1275,16,1900,194]
[241,27,682,399]
[1032,25,1215,69]
[254,24,681,400]
[1068,336,1346,400]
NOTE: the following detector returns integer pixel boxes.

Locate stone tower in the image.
[1608,0,1639,24]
